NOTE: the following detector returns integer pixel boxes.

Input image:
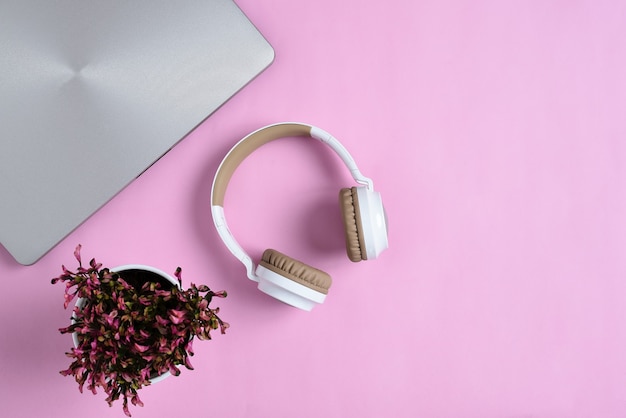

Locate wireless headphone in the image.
[211,122,388,311]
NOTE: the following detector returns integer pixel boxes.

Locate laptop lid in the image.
[0,0,274,265]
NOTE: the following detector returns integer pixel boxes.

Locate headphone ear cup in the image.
[259,249,332,294]
[339,187,367,262]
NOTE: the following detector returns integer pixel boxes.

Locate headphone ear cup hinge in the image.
[310,126,374,189]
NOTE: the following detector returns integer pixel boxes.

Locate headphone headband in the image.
[211,122,373,206]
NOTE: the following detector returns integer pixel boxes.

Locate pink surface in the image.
[1,1,626,417]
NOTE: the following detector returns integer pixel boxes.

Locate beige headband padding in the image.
[339,187,367,262]
[212,123,312,206]
[260,249,332,294]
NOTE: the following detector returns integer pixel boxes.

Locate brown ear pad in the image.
[339,187,367,262]
[260,249,332,294]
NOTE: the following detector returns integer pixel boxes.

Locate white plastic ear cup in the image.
[354,186,389,260]
[255,265,326,311]
[255,249,330,311]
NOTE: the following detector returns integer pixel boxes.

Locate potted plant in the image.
[52,245,228,416]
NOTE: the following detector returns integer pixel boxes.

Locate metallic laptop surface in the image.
[0,0,274,264]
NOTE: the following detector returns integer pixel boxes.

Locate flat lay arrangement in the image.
[1,1,625,417]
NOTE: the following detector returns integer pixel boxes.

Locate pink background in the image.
[1,0,626,417]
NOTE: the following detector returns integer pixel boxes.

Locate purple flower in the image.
[73,244,82,264]
[184,355,194,370]
[117,296,126,311]
[168,363,181,376]
[168,309,186,325]
[133,343,150,353]
[102,311,118,327]
[89,257,102,270]
[63,292,76,309]
[174,267,182,286]
[140,368,152,381]
[155,315,169,327]
[87,272,100,288]
[130,392,144,407]
[185,339,194,356]
[122,398,131,417]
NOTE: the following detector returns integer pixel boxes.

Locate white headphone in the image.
[211,122,388,311]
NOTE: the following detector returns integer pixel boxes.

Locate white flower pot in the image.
[71,264,180,384]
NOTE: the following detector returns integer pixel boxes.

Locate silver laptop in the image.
[0,0,274,264]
